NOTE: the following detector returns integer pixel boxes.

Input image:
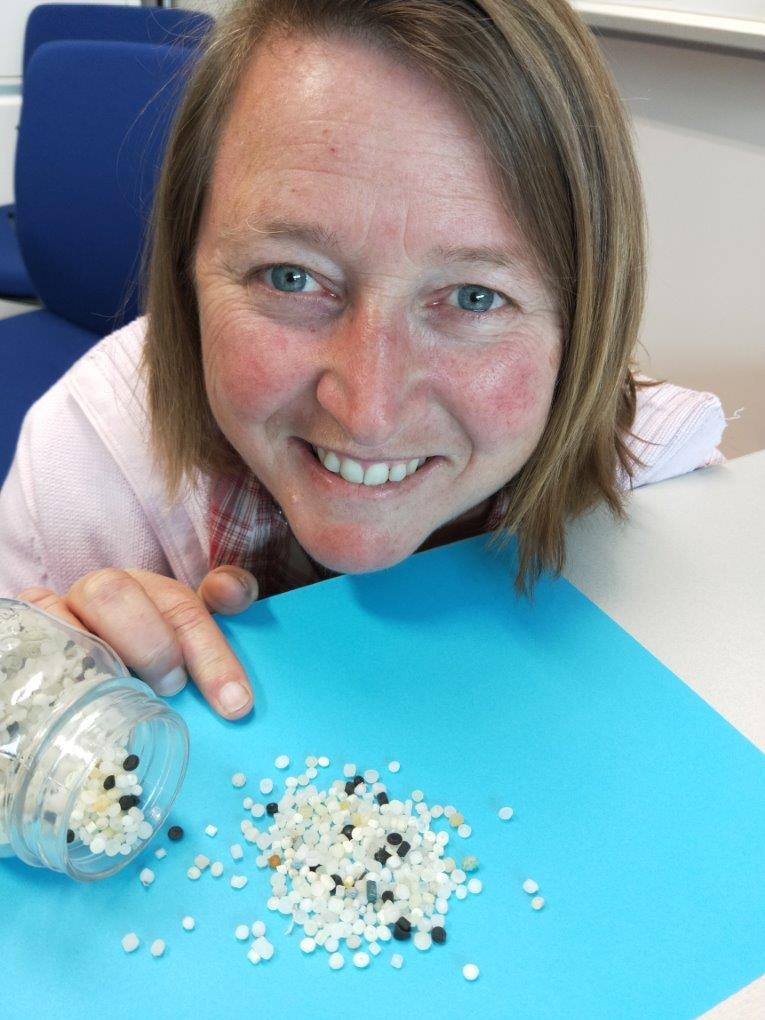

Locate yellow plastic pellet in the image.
[449,812,464,828]
[267,854,281,868]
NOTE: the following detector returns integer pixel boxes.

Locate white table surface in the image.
[563,449,765,1019]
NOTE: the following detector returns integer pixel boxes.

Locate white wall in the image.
[595,32,765,457]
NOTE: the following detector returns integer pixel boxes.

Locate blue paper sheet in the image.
[3,535,765,1019]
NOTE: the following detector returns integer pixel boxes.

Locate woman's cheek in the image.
[444,345,558,449]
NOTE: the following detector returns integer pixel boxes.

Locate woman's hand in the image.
[17,566,258,719]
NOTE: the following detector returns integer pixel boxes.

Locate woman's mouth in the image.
[310,444,429,487]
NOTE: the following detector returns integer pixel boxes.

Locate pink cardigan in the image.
[0,317,726,597]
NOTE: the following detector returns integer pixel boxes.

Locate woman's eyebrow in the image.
[224,218,532,276]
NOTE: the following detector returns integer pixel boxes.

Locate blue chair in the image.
[0,3,212,300]
[0,38,199,483]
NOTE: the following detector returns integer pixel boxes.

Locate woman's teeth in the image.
[313,446,427,486]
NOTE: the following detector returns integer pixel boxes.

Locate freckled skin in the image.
[195,34,562,575]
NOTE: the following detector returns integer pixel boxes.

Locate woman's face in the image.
[195,33,562,575]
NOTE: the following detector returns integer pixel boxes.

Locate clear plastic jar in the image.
[0,598,188,880]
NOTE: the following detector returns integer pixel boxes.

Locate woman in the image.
[0,0,724,718]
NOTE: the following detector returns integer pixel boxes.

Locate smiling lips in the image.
[312,445,428,486]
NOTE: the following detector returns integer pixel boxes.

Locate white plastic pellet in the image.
[467,878,483,895]
[463,963,480,981]
[150,939,165,958]
[230,843,244,861]
[210,861,224,877]
[522,879,539,895]
[411,789,424,802]
[457,824,472,839]
[154,847,167,860]
[139,867,155,887]
[274,755,290,770]
[251,920,266,938]
[235,924,250,941]
[255,937,274,961]
[299,937,316,954]
[387,760,401,773]
[328,952,345,970]
[259,777,274,795]
[204,824,218,837]
[231,772,247,788]
[531,896,545,911]
[247,948,261,965]
[121,932,140,953]
[181,916,195,931]
[194,854,210,870]
[498,806,514,821]
[242,796,253,809]
[353,951,370,969]
[186,866,201,880]
[342,763,356,778]
[390,953,404,969]
[230,874,248,889]
[413,931,432,951]
[318,756,330,768]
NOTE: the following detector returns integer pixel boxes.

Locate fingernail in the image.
[152,666,187,697]
[218,681,251,714]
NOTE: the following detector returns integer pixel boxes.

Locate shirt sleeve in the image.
[621,379,727,489]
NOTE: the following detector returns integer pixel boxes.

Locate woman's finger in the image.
[197,566,258,615]
[66,569,188,697]
[17,586,87,631]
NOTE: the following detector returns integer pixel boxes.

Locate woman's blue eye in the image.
[266,264,319,293]
[452,284,505,314]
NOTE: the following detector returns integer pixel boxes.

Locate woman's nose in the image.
[315,308,420,448]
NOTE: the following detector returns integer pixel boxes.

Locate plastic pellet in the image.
[230,843,244,861]
[318,756,330,767]
[457,824,472,839]
[194,854,210,870]
[431,926,446,944]
[467,878,483,895]
[463,963,480,981]
[531,896,545,910]
[369,942,381,957]
[204,824,218,837]
[300,937,316,954]
[413,931,432,951]
[274,755,290,769]
[235,924,250,941]
[186,866,201,880]
[181,916,195,931]
[167,825,184,841]
[522,879,539,895]
[150,939,165,958]
[259,777,274,795]
[231,772,247,788]
[121,932,140,953]
[498,806,514,821]
[387,760,401,773]
[353,951,370,969]
[210,861,224,877]
[328,952,345,970]
[139,867,155,887]
[390,953,404,969]
[251,920,266,938]
[247,948,261,965]
[230,874,248,889]
[154,847,167,860]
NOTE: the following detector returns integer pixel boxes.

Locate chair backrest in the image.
[23,3,212,76]
[14,39,196,336]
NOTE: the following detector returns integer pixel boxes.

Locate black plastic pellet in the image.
[375,792,389,806]
[396,916,411,932]
[352,775,364,788]
[43,810,57,823]
[66,829,75,844]
[366,880,378,903]
[392,924,411,941]
[81,656,95,670]
[103,774,115,791]
[266,802,279,816]
[308,864,320,873]
[122,754,140,772]
[342,823,355,840]
[387,832,402,846]
[431,926,447,944]
[119,794,140,811]
[373,847,391,865]
[167,825,184,841]
[396,840,411,858]
[381,890,394,903]
[344,781,355,796]
[329,874,343,896]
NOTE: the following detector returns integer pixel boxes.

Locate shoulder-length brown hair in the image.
[142,0,646,592]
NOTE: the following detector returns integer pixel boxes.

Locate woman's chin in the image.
[296,524,422,576]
